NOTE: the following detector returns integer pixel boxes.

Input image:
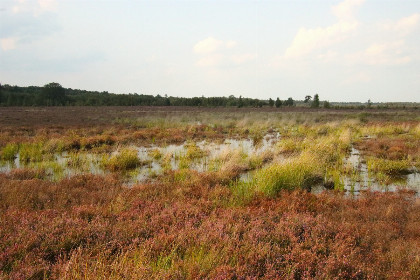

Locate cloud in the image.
[193,37,236,54]
[381,13,420,36]
[331,0,365,21]
[194,37,252,68]
[38,0,57,12]
[230,53,255,65]
[0,1,59,48]
[196,54,223,67]
[1,37,17,51]
[284,0,364,59]
[284,21,358,59]
[346,41,412,65]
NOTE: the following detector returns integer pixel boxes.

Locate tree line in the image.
[2,82,416,109]
[0,83,300,107]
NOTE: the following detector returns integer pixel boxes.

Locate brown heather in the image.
[0,107,419,279]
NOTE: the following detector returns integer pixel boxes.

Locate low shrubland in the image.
[1,173,419,279]
[0,107,419,279]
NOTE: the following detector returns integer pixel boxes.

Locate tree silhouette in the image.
[311,94,320,108]
[42,82,66,106]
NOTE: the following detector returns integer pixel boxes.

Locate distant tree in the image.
[285,97,294,106]
[311,94,320,108]
[367,99,372,109]
[323,101,331,109]
[268,98,274,107]
[304,95,312,103]
[275,97,282,108]
[238,95,243,108]
[42,82,66,106]
[165,96,171,106]
[0,83,3,104]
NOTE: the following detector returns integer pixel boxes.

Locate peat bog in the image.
[1,107,420,279]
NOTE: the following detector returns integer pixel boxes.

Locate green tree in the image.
[268,98,274,107]
[323,101,331,108]
[275,97,282,108]
[367,99,372,109]
[42,82,66,106]
[304,95,312,103]
[238,95,243,108]
[311,94,320,108]
[285,97,294,106]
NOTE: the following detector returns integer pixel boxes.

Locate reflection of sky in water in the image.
[1,131,419,196]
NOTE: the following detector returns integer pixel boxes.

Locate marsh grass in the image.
[367,157,412,176]
[103,148,142,172]
[149,148,162,160]
[19,142,44,163]
[0,143,19,160]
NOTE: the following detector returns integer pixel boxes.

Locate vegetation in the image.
[0,106,419,279]
[1,83,418,108]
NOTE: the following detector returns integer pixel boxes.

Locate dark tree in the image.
[311,94,320,108]
[367,99,372,109]
[238,95,243,108]
[285,97,294,106]
[268,98,274,107]
[42,82,66,106]
[275,97,282,108]
[304,95,312,103]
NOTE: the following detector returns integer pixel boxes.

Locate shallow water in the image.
[311,146,420,196]
[1,132,419,196]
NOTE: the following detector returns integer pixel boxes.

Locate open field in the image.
[1,107,420,279]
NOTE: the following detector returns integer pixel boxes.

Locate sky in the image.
[0,0,420,102]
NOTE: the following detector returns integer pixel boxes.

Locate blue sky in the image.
[1,0,419,102]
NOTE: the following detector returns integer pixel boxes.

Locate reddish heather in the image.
[1,173,419,279]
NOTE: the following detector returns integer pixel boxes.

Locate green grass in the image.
[367,157,412,175]
[103,148,142,171]
[19,143,44,163]
[0,143,19,161]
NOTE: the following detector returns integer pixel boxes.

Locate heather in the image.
[1,173,419,279]
[0,107,419,279]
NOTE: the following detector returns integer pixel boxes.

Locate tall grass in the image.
[0,143,19,160]
[102,148,142,171]
[19,142,44,163]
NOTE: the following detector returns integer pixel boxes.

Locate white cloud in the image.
[381,13,420,36]
[230,53,255,65]
[331,0,365,21]
[38,0,57,12]
[284,0,364,59]
[284,20,358,59]
[346,41,412,65]
[194,37,251,68]
[194,37,223,54]
[193,37,237,54]
[196,54,223,67]
[1,37,17,51]
[226,40,237,49]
